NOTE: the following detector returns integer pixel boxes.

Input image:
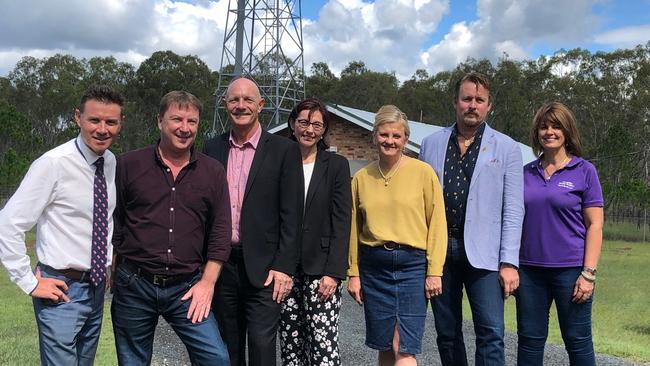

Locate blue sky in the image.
[0,0,649,79]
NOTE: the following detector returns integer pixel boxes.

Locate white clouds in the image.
[0,0,155,52]
[149,0,226,56]
[594,25,650,49]
[420,0,600,73]
[0,0,646,80]
[304,0,449,79]
[0,0,229,75]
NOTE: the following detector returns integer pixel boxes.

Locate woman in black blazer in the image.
[279,98,352,366]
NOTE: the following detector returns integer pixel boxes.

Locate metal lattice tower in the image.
[213,0,305,134]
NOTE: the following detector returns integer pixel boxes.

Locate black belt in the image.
[382,241,405,250]
[225,245,244,264]
[118,258,197,287]
[448,227,463,238]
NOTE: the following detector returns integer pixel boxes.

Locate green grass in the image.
[604,220,650,243]
[0,232,117,365]
[2,236,649,364]
[462,240,650,364]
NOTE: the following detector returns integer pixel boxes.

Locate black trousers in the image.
[213,247,280,366]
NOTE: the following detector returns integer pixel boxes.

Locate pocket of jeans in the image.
[183,272,203,289]
[115,266,136,287]
[39,297,68,307]
[35,266,72,306]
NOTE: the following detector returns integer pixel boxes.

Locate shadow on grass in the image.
[624,324,650,336]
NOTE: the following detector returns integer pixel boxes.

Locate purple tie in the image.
[90,157,108,286]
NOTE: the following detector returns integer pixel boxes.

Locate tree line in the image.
[1,45,650,215]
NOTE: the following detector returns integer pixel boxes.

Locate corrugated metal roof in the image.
[269,103,537,164]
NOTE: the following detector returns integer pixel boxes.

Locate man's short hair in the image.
[79,85,124,112]
[454,72,491,103]
[159,91,203,117]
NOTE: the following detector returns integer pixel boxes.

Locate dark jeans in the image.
[213,247,281,366]
[516,265,595,366]
[111,265,229,366]
[431,236,505,366]
[33,264,105,366]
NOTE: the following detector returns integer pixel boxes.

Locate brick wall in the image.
[326,115,376,160]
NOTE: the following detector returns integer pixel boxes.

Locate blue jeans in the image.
[516,265,595,366]
[431,236,505,366]
[111,265,229,365]
[32,263,105,366]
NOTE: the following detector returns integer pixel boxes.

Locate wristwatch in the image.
[583,266,597,275]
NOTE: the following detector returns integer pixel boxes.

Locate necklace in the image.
[543,155,570,180]
[378,155,404,186]
[458,132,476,148]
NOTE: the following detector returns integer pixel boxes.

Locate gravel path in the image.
[149,295,642,365]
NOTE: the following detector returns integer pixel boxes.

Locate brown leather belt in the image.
[58,268,90,281]
[38,264,90,282]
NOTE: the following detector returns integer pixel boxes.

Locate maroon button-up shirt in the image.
[113,145,231,275]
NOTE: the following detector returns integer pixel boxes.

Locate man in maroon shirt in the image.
[111,91,231,365]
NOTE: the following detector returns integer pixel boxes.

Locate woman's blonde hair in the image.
[372,105,410,140]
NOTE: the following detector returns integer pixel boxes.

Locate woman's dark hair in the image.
[531,102,583,157]
[287,98,330,150]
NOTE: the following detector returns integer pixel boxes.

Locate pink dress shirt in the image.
[227,126,262,244]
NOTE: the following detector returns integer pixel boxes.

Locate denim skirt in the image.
[359,244,427,355]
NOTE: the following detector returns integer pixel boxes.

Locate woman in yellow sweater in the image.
[347,105,447,365]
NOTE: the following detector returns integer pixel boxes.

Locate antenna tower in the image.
[213,0,305,134]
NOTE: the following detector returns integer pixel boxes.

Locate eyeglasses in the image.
[296,119,325,132]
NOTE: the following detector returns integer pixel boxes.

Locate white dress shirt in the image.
[0,136,116,294]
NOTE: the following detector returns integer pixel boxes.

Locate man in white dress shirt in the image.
[0,85,123,365]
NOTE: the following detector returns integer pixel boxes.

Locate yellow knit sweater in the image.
[348,157,448,276]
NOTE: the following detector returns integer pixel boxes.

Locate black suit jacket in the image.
[301,149,352,280]
[203,130,303,288]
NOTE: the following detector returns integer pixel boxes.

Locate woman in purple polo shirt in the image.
[517,102,604,366]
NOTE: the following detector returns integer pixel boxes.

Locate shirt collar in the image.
[75,134,103,166]
[451,121,486,138]
[229,124,262,149]
[153,140,198,166]
[532,155,582,171]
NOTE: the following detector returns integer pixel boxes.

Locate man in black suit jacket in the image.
[203,77,302,366]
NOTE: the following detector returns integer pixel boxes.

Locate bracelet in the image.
[583,266,597,275]
[580,270,596,282]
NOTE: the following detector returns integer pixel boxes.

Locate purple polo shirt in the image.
[520,156,603,267]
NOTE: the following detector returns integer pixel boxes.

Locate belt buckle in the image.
[152,275,167,287]
[383,242,397,251]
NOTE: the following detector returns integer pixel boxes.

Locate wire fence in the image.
[3,184,649,243]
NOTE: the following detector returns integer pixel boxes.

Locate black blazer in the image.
[203,130,303,288]
[300,150,352,280]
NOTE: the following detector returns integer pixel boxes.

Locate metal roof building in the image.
[270,103,537,166]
